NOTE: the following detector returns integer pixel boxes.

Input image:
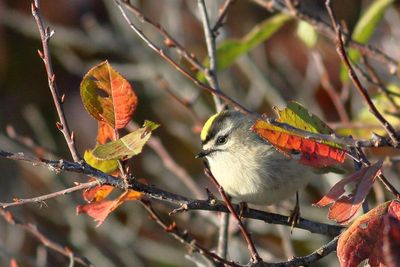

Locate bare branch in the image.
[250,0,398,73]
[212,0,237,35]
[198,0,224,111]
[31,0,80,161]
[324,0,399,147]
[113,0,251,114]
[141,200,239,267]
[0,209,94,266]
[204,165,262,263]
[120,0,206,73]
[0,181,98,208]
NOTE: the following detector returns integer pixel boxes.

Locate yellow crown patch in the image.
[200,113,220,141]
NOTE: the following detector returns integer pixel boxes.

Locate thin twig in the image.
[6,125,59,158]
[0,181,98,208]
[212,0,237,35]
[155,76,201,124]
[312,52,350,123]
[140,200,239,267]
[198,0,224,111]
[0,209,94,267]
[362,56,400,113]
[269,236,339,267]
[31,0,80,162]
[120,0,206,73]
[204,165,263,263]
[0,150,344,237]
[325,0,399,148]
[113,0,251,114]
[217,212,229,259]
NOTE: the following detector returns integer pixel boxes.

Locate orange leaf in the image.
[337,200,400,267]
[97,121,115,144]
[83,185,114,203]
[77,190,142,226]
[124,190,142,201]
[252,102,346,168]
[253,122,345,167]
[80,61,138,129]
[315,161,382,224]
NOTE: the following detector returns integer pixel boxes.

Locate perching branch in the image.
[140,200,239,267]
[0,150,343,237]
[204,165,263,263]
[31,0,80,162]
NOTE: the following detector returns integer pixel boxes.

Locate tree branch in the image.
[0,181,98,208]
[0,150,343,237]
[31,0,80,162]
[198,0,224,111]
[113,0,251,114]
[0,209,94,266]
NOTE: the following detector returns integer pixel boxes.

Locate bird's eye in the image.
[216,135,227,145]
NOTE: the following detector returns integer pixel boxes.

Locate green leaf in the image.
[340,0,394,82]
[92,121,159,160]
[198,14,291,81]
[84,150,118,174]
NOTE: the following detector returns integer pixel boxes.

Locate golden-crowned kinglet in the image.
[196,110,315,205]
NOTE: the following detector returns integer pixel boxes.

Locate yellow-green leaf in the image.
[92,121,159,160]
[84,150,118,174]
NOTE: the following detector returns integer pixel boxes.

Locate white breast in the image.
[207,148,315,205]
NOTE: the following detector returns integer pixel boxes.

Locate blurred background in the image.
[1,0,400,266]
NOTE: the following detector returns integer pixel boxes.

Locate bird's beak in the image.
[195,150,209,159]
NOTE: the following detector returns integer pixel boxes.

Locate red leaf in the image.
[315,161,382,224]
[337,200,400,267]
[77,190,142,226]
[10,259,18,267]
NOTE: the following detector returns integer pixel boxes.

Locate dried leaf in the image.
[92,120,159,160]
[315,161,382,224]
[252,102,346,168]
[337,200,400,267]
[80,60,138,129]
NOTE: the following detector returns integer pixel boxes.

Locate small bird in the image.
[196,110,316,206]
